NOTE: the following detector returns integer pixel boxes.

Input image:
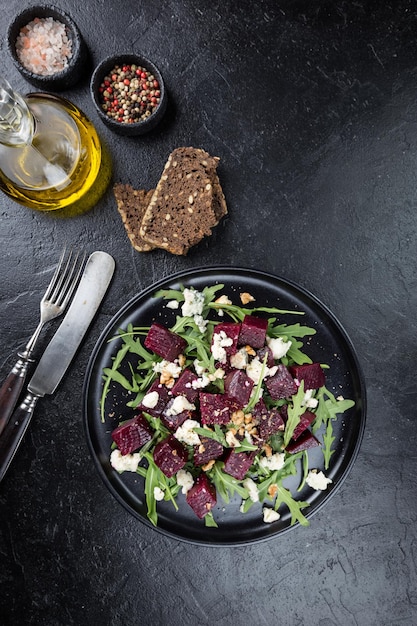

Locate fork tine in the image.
[41,247,68,303]
[48,250,75,304]
[57,251,86,309]
[41,248,86,309]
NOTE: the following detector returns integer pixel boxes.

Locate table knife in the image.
[0,250,115,483]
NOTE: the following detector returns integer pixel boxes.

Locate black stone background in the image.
[1,1,416,624]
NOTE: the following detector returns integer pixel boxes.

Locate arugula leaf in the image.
[274,483,310,526]
[313,387,355,466]
[209,462,249,503]
[154,288,185,302]
[204,512,219,527]
[143,456,159,526]
[100,341,131,422]
[284,382,306,447]
[143,452,179,526]
[102,366,137,392]
[203,284,225,305]
[255,467,310,526]
[323,421,336,469]
[298,450,310,491]
[234,438,258,453]
[286,340,313,365]
[194,425,228,447]
[269,323,315,338]
[208,302,304,322]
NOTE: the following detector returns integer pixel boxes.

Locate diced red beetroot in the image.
[289,363,326,390]
[199,392,236,425]
[211,322,241,361]
[144,322,187,361]
[223,449,256,480]
[193,436,224,466]
[251,397,268,420]
[186,474,217,519]
[153,435,188,477]
[286,429,320,454]
[265,364,298,399]
[238,315,268,349]
[224,369,254,407]
[256,345,275,368]
[292,411,316,440]
[257,407,285,440]
[279,403,288,423]
[137,380,170,417]
[171,369,199,403]
[111,414,153,455]
[161,397,195,430]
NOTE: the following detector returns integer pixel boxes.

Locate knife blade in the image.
[0,250,115,483]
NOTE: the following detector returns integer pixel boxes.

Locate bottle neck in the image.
[0,77,34,146]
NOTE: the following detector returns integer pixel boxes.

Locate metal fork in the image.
[0,248,85,436]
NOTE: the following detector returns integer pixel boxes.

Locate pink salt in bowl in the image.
[7,5,89,91]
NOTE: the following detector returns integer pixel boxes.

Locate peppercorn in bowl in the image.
[7,5,89,90]
[90,53,167,136]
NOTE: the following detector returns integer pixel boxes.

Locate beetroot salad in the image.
[100,284,354,529]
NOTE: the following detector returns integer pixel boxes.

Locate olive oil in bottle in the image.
[0,76,111,215]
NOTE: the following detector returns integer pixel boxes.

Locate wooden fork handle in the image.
[0,392,38,483]
[0,358,30,437]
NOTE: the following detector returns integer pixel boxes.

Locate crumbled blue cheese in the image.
[153,359,182,378]
[141,390,159,409]
[230,348,248,370]
[302,388,319,409]
[192,360,225,388]
[211,330,233,364]
[259,452,285,471]
[166,300,179,309]
[182,287,205,316]
[191,373,211,389]
[176,469,194,494]
[153,486,165,501]
[181,288,207,332]
[194,359,206,376]
[247,359,267,384]
[263,507,280,523]
[266,336,292,359]
[174,419,201,445]
[165,395,196,416]
[246,356,278,384]
[194,315,208,333]
[110,449,141,473]
[306,469,332,490]
[243,477,259,502]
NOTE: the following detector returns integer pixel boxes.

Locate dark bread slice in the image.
[113,184,156,252]
[139,147,222,255]
[212,173,228,221]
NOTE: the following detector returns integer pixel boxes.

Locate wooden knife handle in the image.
[0,392,38,483]
[0,358,30,437]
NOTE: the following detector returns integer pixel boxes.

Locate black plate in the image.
[83,267,366,546]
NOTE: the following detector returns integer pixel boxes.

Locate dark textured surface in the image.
[0,1,416,625]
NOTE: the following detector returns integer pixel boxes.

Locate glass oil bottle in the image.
[0,76,111,215]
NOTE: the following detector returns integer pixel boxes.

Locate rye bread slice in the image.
[113,184,156,252]
[139,147,222,255]
[212,173,228,221]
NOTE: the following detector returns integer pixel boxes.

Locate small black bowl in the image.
[90,53,167,136]
[7,5,89,91]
